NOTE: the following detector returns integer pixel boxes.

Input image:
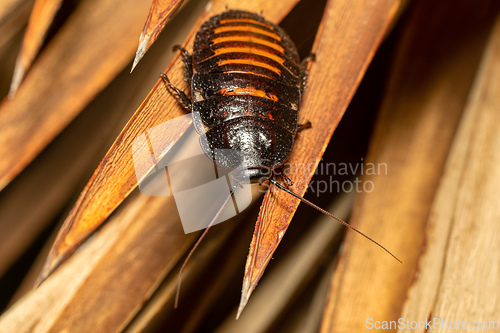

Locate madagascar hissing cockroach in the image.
[161,9,400,308]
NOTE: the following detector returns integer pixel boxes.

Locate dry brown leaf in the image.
[1,125,241,331]
[131,0,186,72]
[0,0,151,190]
[0,190,197,332]
[218,192,352,330]
[238,0,401,317]
[0,73,137,279]
[0,24,191,290]
[320,1,500,332]
[123,191,263,333]
[9,0,63,97]
[37,0,301,295]
[397,15,500,332]
[0,0,29,23]
[0,0,34,52]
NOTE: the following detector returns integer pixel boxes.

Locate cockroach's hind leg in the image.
[297,121,312,134]
[301,53,316,72]
[173,45,193,84]
[300,53,316,93]
[160,73,192,112]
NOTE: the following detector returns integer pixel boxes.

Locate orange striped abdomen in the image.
[193,11,300,84]
[191,10,302,172]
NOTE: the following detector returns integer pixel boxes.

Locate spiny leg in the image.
[297,54,315,134]
[297,121,312,133]
[300,53,316,93]
[160,73,192,112]
[173,45,193,85]
[294,121,312,140]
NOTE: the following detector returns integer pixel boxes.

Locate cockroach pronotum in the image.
[161,9,400,310]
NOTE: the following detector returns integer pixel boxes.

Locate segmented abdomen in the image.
[192,10,300,84]
[191,10,301,170]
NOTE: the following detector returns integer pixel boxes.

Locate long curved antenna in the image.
[174,182,239,308]
[269,179,402,263]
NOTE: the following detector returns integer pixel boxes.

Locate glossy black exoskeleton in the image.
[162,9,314,182]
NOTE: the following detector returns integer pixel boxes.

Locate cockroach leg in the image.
[173,45,193,84]
[160,73,192,112]
[300,53,316,92]
[297,121,312,133]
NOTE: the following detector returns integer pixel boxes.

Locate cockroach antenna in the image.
[174,182,239,308]
[268,178,402,263]
[174,174,401,309]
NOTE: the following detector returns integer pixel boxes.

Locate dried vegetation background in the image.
[0,0,499,332]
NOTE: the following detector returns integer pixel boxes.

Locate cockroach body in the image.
[162,9,400,310]
[163,9,312,182]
